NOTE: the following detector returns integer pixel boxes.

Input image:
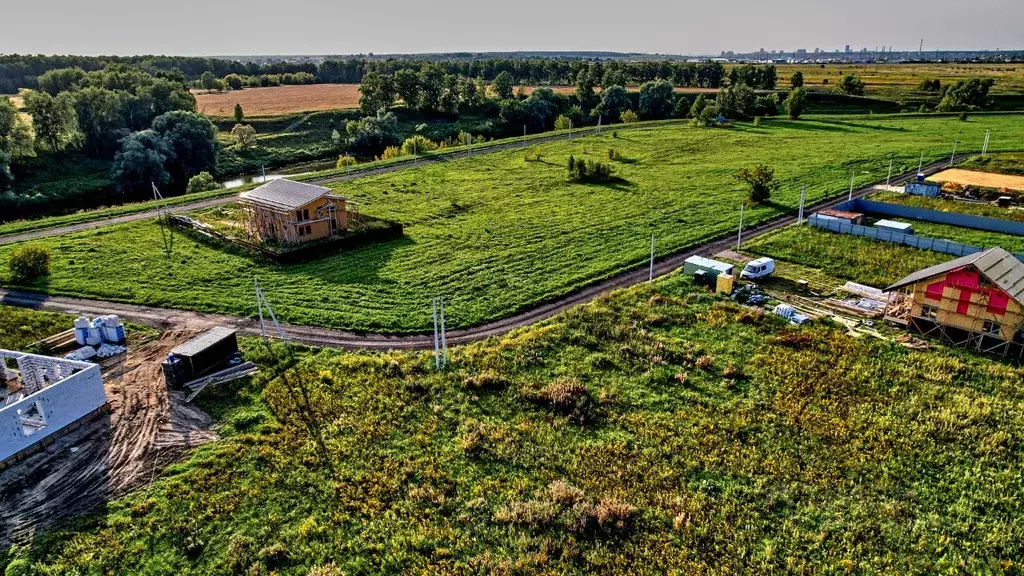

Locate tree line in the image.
[3,54,772,94]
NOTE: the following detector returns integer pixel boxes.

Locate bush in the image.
[230,124,257,149]
[783,87,808,119]
[619,110,638,123]
[839,74,866,96]
[566,156,614,184]
[336,155,357,169]
[185,171,220,194]
[554,115,573,130]
[400,135,437,156]
[378,146,403,161]
[7,245,50,283]
[735,164,779,203]
[959,111,969,121]
[537,377,594,422]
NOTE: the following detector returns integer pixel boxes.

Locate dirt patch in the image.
[0,327,219,546]
[927,169,1024,192]
[195,84,362,116]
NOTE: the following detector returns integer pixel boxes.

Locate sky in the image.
[3,0,1021,56]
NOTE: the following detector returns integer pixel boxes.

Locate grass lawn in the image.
[960,151,1024,175]
[0,305,74,350]
[13,273,1024,574]
[2,114,1023,332]
[905,219,1024,254]
[745,225,953,288]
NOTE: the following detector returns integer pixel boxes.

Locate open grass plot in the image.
[18,276,1024,574]
[2,115,1023,332]
[745,225,956,287]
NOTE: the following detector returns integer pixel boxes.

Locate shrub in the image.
[464,370,509,390]
[336,155,357,169]
[308,564,345,576]
[554,115,573,130]
[595,498,638,533]
[567,155,614,184]
[620,110,638,123]
[735,164,779,203]
[400,135,437,156]
[839,74,866,96]
[753,117,761,127]
[607,148,618,160]
[695,355,715,369]
[959,111,969,121]
[185,171,220,194]
[537,378,594,422]
[224,534,253,575]
[7,245,50,283]
[783,87,808,119]
[378,146,403,161]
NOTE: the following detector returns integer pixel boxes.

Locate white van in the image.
[741,257,775,280]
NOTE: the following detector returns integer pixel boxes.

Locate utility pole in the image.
[523,125,527,146]
[597,115,602,134]
[949,140,958,167]
[440,298,448,367]
[736,203,744,251]
[568,119,572,141]
[467,133,472,156]
[432,298,440,370]
[886,158,893,187]
[848,171,856,201]
[254,279,287,344]
[917,152,924,175]
[649,233,655,284]
[261,164,267,183]
[982,130,990,155]
[797,185,807,224]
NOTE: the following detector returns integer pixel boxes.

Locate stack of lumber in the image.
[183,362,258,402]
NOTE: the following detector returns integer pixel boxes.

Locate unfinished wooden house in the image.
[238,179,349,244]
[885,247,1024,357]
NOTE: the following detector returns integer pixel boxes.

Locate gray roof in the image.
[171,327,237,358]
[239,179,334,211]
[886,247,1024,303]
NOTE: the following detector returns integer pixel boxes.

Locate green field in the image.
[745,225,953,287]
[2,114,1022,332]
[907,219,1024,254]
[0,305,73,350]
[12,273,1024,574]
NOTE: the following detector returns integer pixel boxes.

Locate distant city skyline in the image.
[3,0,1020,57]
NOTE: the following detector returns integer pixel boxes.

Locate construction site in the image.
[0,315,254,546]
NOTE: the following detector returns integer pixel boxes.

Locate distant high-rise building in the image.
[845,45,852,53]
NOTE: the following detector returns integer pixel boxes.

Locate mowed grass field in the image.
[195,84,364,116]
[18,274,1024,574]
[2,114,1022,332]
[772,63,1024,96]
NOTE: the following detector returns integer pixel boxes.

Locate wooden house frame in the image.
[238,179,349,245]
[885,247,1024,358]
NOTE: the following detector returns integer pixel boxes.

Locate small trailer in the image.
[874,219,914,235]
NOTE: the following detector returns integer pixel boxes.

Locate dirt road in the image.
[0,329,218,546]
[0,160,955,351]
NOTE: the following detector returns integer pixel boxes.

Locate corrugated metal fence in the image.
[807,215,1024,262]
[833,198,1024,236]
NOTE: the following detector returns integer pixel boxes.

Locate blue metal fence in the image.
[808,215,1024,262]
[832,198,1024,236]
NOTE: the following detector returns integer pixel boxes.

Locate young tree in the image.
[638,79,674,119]
[23,90,80,152]
[672,95,691,118]
[735,164,779,203]
[200,71,217,91]
[231,123,257,149]
[7,245,50,283]
[554,115,572,130]
[234,103,244,123]
[783,87,808,119]
[715,82,755,119]
[593,85,631,122]
[574,69,598,109]
[688,93,709,119]
[36,67,86,95]
[839,74,866,96]
[937,78,995,111]
[492,71,515,100]
[790,71,804,89]
[0,97,35,159]
[620,109,639,123]
[110,130,171,194]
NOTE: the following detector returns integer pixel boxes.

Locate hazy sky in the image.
[4,0,1020,56]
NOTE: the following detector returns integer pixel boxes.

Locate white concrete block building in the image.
[0,350,107,464]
